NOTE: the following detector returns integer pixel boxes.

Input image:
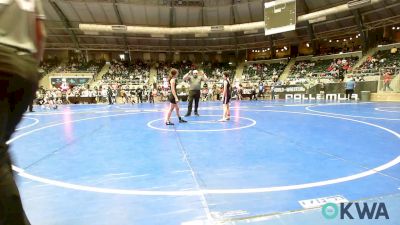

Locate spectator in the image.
[107,86,113,105]
[271,83,276,100]
[383,70,393,91]
[251,85,257,101]
[136,87,143,103]
[258,81,264,98]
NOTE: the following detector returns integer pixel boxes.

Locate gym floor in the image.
[10,100,400,225]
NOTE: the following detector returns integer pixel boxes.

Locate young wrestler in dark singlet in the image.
[165,69,187,125]
[219,71,231,122]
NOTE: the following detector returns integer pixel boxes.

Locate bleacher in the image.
[102,60,150,85]
[39,58,61,79]
[155,61,236,93]
[354,49,400,77]
[156,61,194,81]
[55,58,105,73]
[287,57,358,84]
[202,62,236,78]
[242,61,287,85]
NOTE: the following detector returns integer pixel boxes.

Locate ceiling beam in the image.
[44,35,312,52]
[269,35,275,58]
[46,39,280,50]
[201,0,206,59]
[298,0,317,55]
[247,1,254,22]
[361,1,400,16]
[47,32,308,41]
[49,0,80,49]
[113,0,128,51]
[352,9,368,53]
[313,15,354,26]
[231,0,239,58]
[201,0,205,26]
[169,0,175,60]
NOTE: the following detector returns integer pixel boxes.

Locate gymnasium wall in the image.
[309,81,378,96]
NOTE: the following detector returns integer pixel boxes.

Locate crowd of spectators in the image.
[35,44,400,106]
[36,83,159,106]
[39,58,60,73]
[156,61,194,80]
[243,62,287,82]
[157,61,235,78]
[155,61,236,97]
[288,57,358,84]
[102,60,150,84]
[356,48,400,76]
[39,58,61,78]
[202,62,236,79]
[55,56,105,73]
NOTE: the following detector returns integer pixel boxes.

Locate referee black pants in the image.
[0,79,34,225]
[0,45,37,225]
[187,90,200,115]
[345,89,354,100]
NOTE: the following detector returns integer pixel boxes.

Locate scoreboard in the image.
[264,0,296,36]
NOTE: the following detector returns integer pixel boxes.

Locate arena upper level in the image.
[44,0,400,53]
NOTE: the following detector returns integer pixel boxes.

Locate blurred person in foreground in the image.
[0,0,46,224]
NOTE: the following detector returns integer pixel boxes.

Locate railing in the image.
[352,68,380,77]
[100,79,149,86]
[54,69,99,73]
[289,71,340,79]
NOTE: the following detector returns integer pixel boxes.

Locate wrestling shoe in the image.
[165,121,174,125]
